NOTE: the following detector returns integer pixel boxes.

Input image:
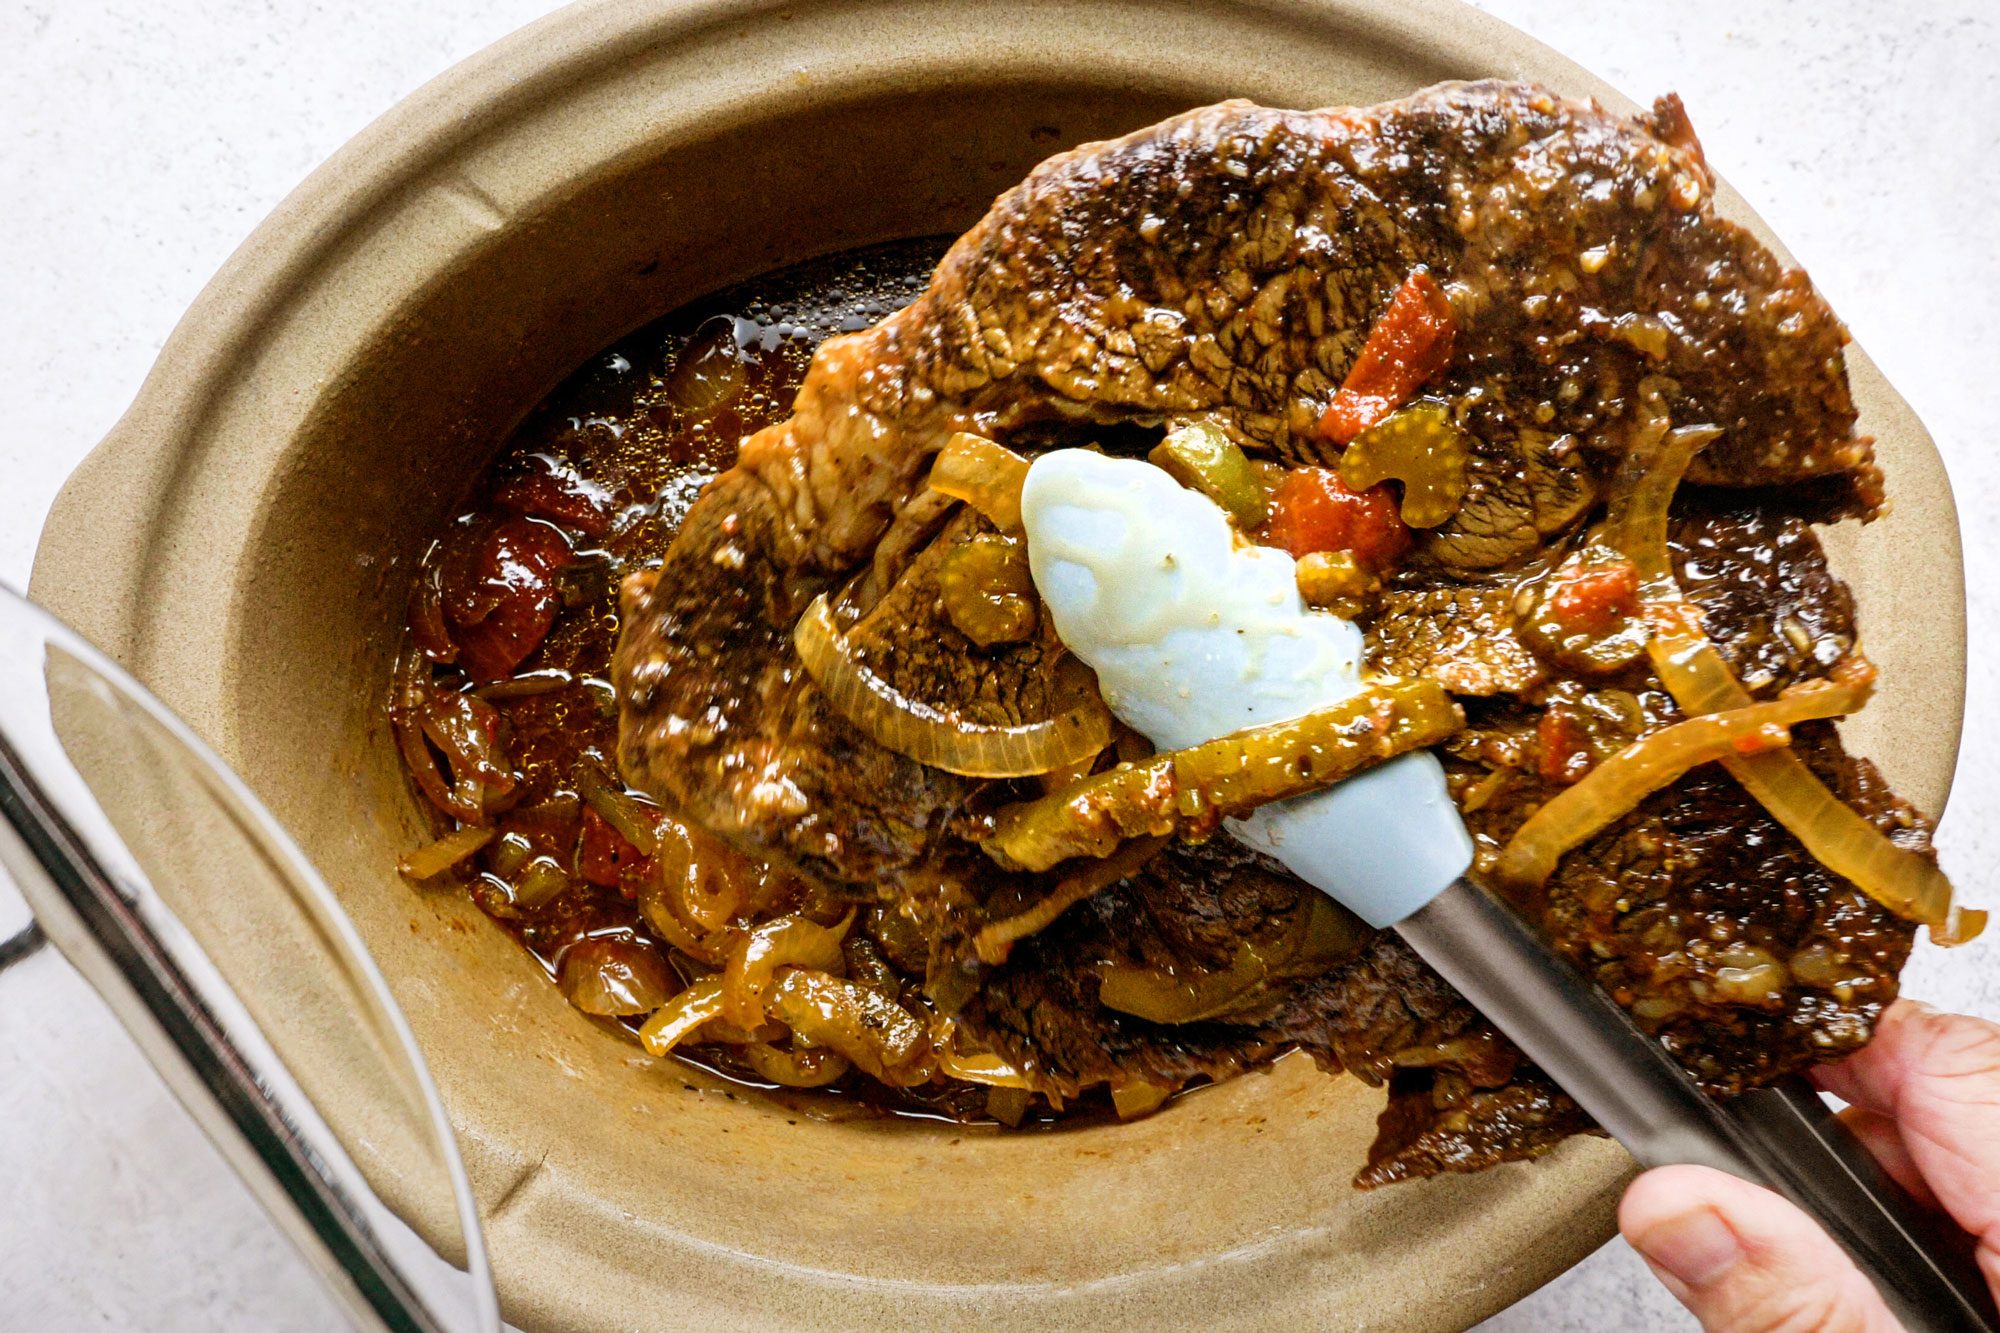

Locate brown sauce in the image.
[397,240,1113,1126]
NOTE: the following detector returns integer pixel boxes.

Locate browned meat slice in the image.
[1366,585,1545,695]
[612,82,1913,1182]
[962,838,1484,1098]
[617,80,1878,883]
[1357,503,1915,1177]
[1672,504,1858,696]
[1542,728,1918,1091]
[617,495,965,886]
[1361,1068,1593,1187]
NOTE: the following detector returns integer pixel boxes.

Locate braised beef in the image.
[616,81,1879,884]
[572,84,1926,1178]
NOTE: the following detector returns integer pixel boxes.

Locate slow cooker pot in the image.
[30,0,1965,1327]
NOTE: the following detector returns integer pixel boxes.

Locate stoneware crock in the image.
[30,0,1966,1327]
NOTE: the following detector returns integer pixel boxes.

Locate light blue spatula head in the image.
[1019,448,1471,928]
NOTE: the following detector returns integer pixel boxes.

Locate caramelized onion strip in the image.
[931,1022,1036,1089]
[654,816,755,934]
[560,938,674,1017]
[927,432,1029,532]
[396,824,495,881]
[721,911,854,1029]
[765,969,934,1086]
[1110,1081,1175,1120]
[793,595,1114,778]
[739,1042,852,1088]
[972,836,1170,965]
[1493,663,1876,892]
[1095,892,1368,1025]
[638,977,728,1056]
[635,875,727,965]
[1605,419,1981,945]
[391,655,495,823]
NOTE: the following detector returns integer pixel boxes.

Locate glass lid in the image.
[0,585,498,1333]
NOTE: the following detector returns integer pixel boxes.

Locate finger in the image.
[1811,999,2000,1276]
[1621,1163,1897,1332]
[1835,1104,1940,1210]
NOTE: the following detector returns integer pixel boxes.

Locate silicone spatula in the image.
[1019,449,1997,1332]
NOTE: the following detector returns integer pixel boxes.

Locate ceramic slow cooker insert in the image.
[30,1,1965,1328]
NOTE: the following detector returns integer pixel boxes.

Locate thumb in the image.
[1620,1163,1898,1332]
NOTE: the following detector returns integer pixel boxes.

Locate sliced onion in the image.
[1494,663,1876,892]
[574,758,660,855]
[408,562,456,662]
[560,937,675,1017]
[662,317,748,416]
[397,824,495,881]
[393,702,464,819]
[931,1022,1036,1089]
[765,968,934,1086]
[1096,896,1312,1025]
[1094,891,1360,1025]
[1110,1081,1174,1120]
[1097,946,1272,1026]
[702,1016,790,1045]
[973,835,1169,965]
[392,657,474,820]
[721,911,853,1029]
[793,595,1114,778]
[840,934,902,999]
[474,670,573,701]
[740,1042,851,1088]
[1731,763,1983,944]
[638,977,727,1055]
[636,872,727,965]
[424,689,516,814]
[1605,418,1981,944]
[927,432,1029,532]
[655,815,761,933]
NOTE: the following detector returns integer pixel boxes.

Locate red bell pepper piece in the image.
[1548,560,1641,637]
[1319,268,1458,445]
[1258,466,1412,570]
[578,807,651,891]
[1536,707,1595,786]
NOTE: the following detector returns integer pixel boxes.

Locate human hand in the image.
[1618,1000,2000,1330]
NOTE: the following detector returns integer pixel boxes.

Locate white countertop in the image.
[1,2,1993,1328]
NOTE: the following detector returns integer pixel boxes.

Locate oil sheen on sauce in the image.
[405,240,1094,1126]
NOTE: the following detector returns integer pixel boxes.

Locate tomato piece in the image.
[1259,466,1412,569]
[492,453,616,536]
[1548,560,1641,637]
[1536,707,1596,786]
[579,807,652,891]
[444,518,574,683]
[1319,268,1458,445]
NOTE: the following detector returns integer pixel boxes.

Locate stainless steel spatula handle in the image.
[1014,453,1994,1329]
[1399,878,2000,1333]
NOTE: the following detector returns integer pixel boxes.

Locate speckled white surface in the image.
[0,2,1993,1328]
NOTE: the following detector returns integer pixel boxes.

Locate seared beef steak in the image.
[614,82,1925,1181]
[617,80,1878,879]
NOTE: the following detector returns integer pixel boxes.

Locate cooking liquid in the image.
[402,240,1097,1126]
